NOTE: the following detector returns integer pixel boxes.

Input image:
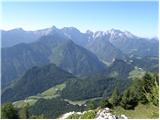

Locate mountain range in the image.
[2,26,158,88]
[2,26,158,60]
[1,26,159,118]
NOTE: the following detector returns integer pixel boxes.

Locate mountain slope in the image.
[2,34,107,88]
[61,59,135,101]
[1,64,76,103]
[61,27,89,46]
[49,39,106,76]
[86,31,126,64]
[107,29,159,57]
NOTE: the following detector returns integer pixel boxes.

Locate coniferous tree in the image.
[109,87,120,106]
[1,103,19,119]
[99,99,112,108]
[120,89,138,109]
[86,101,96,110]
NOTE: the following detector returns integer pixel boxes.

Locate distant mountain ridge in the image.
[2,34,107,88]
[2,26,158,48]
[86,32,126,64]
[2,26,158,88]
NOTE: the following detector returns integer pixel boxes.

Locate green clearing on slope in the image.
[113,103,159,119]
[128,66,146,80]
[41,83,65,96]
[13,83,66,108]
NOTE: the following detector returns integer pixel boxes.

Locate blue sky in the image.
[1,1,158,37]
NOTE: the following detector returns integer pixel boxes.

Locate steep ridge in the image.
[1,64,76,103]
[2,34,107,88]
[86,31,126,64]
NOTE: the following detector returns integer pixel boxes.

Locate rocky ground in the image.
[59,107,128,119]
[96,107,128,119]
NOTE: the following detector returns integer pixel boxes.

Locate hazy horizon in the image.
[2,25,159,39]
[1,1,158,38]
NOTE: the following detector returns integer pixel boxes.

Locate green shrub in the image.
[120,89,138,109]
[109,87,121,106]
[80,110,96,119]
[67,113,81,119]
[1,103,19,119]
[99,99,112,108]
[86,100,96,110]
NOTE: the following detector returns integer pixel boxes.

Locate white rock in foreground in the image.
[59,107,128,119]
[119,114,128,119]
[59,111,75,119]
[96,107,128,119]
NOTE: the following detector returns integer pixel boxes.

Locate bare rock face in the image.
[96,108,116,119]
[96,107,128,119]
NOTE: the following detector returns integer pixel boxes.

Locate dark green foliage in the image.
[142,73,159,106]
[99,99,107,108]
[61,59,136,101]
[67,113,81,119]
[67,110,96,119]
[80,110,96,119]
[120,72,159,109]
[128,70,148,104]
[108,59,134,79]
[61,78,116,100]
[1,103,19,119]
[99,99,112,108]
[29,97,86,119]
[103,59,134,97]
[86,101,96,110]
[109,87,121,106]
[120,88,138,109]
[143,73,156,93]
[2,64,75,103]
[129,72,159,105]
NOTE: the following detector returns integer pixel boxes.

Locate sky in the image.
[1,1,158,38]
